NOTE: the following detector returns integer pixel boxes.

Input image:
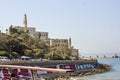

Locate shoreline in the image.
[41,64,110,80]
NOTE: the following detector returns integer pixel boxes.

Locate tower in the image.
[23,14,27,32]
[68,38,71,49]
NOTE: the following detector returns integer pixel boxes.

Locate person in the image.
[0,69,3,79]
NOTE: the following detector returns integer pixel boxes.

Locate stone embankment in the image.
[70,64,110,76]
[54,64,110,80]
[41,63,110,80]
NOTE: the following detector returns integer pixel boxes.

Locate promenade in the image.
[0,59,98,66]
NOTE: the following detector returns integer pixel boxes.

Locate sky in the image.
[0,0,120,55]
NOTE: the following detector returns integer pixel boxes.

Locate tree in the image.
[12,33,19,38]
[18,30,25,34]
[11,52,19,58]
[0,51,9,57]
[0,34,8,51]
[23,49,33,56]
[20,33,29,43]
[9,25,18,34]
[33,49,43,58]
[38,32,41,39]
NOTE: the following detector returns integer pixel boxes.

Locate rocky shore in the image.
[41,64,110,80]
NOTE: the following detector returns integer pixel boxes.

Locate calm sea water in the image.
[74,58,120,80]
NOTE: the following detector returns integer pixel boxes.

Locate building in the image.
[8,14,79,58]
[10,14,48,40]
[49,38,71,51]
[49,38,79,57]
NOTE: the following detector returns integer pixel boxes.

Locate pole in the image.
[66,72,70,80]
[31,70,37,80]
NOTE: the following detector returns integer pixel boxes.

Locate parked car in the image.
[21,56,31,60]
[0,56,10,61]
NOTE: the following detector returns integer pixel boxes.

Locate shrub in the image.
[0,51,9,56]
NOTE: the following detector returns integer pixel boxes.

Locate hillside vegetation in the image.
[0,27,74,60]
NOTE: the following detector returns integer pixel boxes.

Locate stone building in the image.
[49,38,78,57]
[49,38,71,51]
[10,14,48,40]
[8,14,79,58]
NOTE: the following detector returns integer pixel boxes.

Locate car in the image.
[0,56,10,61]
[21,56,31,60]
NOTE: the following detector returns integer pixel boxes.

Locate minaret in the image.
[23,14,27,32]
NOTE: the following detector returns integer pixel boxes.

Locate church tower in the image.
[23,14,27,32]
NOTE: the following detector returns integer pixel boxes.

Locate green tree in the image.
[0,34,8,51]
[9,25,18,34]
[23,49,33,56]
[0,51,9,56]
[33,49,43,58]
[11,52,19,58]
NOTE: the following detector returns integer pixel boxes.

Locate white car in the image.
[0,56,10,61]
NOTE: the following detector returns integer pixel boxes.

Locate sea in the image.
[73,53,120,80]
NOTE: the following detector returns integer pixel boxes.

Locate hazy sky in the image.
[0,0,120,55]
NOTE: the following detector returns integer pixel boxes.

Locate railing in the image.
[0,64,73,80]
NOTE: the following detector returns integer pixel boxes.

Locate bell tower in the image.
[68,38,71,49]
[23,14,27,32]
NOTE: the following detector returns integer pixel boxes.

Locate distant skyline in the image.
[0,0,120,55]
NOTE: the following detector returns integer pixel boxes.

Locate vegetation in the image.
[0,27,75,60]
